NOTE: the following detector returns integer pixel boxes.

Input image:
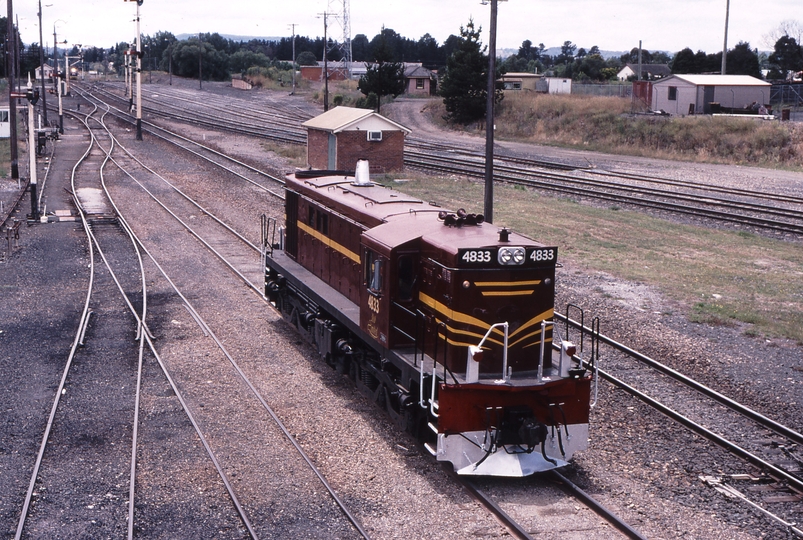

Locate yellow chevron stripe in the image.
[298,221,361,263]
[523,337,553,349]
[509,328,552,349]
[441,325,505,347]
[509,309,554,339]
[438,334,484,348]
[474,280,542,286]
[419,291,554,342]
[418,291,497,334]
[481,290,535,297]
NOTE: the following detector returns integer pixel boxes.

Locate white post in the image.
[27,78,38,220]
[64,56,71,96]
[57,73,63,134]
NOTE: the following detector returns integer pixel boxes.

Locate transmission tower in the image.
[326,0,352,78]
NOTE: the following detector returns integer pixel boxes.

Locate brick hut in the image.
[302,107,411,173]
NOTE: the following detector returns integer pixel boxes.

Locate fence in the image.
[571,83,632,98]
[770,84,803,109]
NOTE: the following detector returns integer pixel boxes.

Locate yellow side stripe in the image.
[298,221,361,263]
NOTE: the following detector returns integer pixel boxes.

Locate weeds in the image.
[428,92,803,169]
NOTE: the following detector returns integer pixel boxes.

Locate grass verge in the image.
[424,93,803,169]
[385,174,803,344]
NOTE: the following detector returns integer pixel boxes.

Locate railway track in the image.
[72,85,653,538]
[557,312,803,537]
[82,103,372,538]
[28,82,796,536]
[83,81,803,239]
[12,98,372,537]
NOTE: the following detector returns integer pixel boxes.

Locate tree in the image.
[417,33,442,68]
[769,35,803,79]
[357,27,406,113]
[229,50,271,73]
[556,40,576,64]
[671,48,697,73]
[726,42,761,78]
[576,54,608,81]
[438,19,502,124]
[296,51,318,66]
[518,39,539,62]
[352,34,370,62]
[620,47,653,65]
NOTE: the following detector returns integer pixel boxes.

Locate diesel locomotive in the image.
[264,162,598,476]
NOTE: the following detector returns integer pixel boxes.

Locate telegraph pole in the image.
[721,0,730,74]
[7,2,19,181]
[290,23,297,95]
[198,33,202,90]
[483,0,506,223]
[37,0,48,126]
[135,1,142,140]
[323,13,329,111]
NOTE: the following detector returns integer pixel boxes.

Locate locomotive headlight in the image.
[498,247,525,266]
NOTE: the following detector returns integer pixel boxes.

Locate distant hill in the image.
[177,33,284,42]
[499,47,673,60]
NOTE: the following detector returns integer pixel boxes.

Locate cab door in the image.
[360,247,390,348]
[388,251,419,348]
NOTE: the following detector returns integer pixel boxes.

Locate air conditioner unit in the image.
[367,131,383,141]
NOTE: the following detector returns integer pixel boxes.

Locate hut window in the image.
[668,86,677,101]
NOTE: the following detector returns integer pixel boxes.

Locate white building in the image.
[536,77,572,94]
[651,74,771,116]
[0,107,9,138]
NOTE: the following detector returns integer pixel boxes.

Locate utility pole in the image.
[168,40,173,85]
[482,0,506,224]
[37,0,48,126]
[135,2,142,140]
[198,33,202,90]
[290,23,297,95]
[721,0,730,74]
[638,40,642,81]
[7,3,19,181]
[323,13,329,111]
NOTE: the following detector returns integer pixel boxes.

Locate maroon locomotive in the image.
[264,162,597,476]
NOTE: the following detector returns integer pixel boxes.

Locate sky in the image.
[12,0,800,56]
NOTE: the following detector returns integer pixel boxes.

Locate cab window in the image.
[365,251,383,294]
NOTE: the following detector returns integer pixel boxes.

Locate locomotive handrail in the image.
[475,322,510,382]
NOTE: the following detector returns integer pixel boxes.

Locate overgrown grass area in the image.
[0,138,9,178]
[426,93,803,168]
[261,141,307,168]
[385,175,803,343]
